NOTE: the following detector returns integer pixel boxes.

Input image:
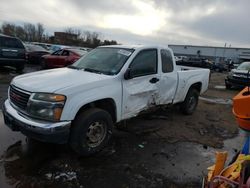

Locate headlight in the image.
[32,93,66,102]
[227,71,233,78]
[27,93,66,121]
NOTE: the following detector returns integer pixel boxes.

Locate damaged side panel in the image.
[122,75,160,119]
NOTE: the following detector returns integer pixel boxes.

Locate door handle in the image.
[149,77,160,83]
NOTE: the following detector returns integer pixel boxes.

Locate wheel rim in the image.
[188,96,197,111]
[86,121,107,148]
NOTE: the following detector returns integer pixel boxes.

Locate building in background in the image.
[50,32,78,45]
[169,44,250,64]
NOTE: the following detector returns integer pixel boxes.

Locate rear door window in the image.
[0,37,24,49]
[161,49,174,73]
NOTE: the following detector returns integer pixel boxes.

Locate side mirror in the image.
[124,68,132,80]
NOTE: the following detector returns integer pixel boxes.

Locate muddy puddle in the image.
[214,85,226,90]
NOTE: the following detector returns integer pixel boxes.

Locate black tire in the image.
[180,88,199,115]
[242,161,250,183]
[16,64,24,73]
[70,108,113,156]
[40,59,47,69]
[225,83,232,89]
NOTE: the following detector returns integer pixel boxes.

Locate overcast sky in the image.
[0,0,250,47]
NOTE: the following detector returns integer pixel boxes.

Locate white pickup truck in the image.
[3,45,210,155]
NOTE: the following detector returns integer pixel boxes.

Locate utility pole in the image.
[222,43,226,63]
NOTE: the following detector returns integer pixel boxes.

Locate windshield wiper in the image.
[68,65,82,70]
[84,68,103,74]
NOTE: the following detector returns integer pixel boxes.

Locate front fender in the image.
[60,82,122,122]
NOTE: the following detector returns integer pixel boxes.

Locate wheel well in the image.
[190,82,202,93]
[76,98,117,123]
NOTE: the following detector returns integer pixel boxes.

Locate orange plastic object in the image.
[214,152,228,176]
[233,87,250,131]
[207,151,228,182]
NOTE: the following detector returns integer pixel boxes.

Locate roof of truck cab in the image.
[99,44,170,50]
[0,34,17,38]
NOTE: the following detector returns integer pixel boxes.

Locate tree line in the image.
[0,22,118,48]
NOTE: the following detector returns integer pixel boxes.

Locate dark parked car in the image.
[0,34,26,72]
[49,44,68,53]
[25,44,50,64]
[31,42,51,50]
[225,61,250,89]
[176,57,212,69]
[41,48,87,69]
[211,62,227,72]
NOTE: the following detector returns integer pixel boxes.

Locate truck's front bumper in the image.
[2,100,71,144]
[225,77,250,88]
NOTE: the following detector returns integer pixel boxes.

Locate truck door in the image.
[122,49,160,119]
[158,49,178,104]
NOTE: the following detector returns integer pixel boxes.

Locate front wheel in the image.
[180,88,199,115]
[40,59,47,69]
[16,64,24,73]
[225,82,232,89]
[70,108,113,156]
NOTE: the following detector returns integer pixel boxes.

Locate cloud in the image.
[185,2,250,46]
[0,0,249,47]
[98,0,168,35]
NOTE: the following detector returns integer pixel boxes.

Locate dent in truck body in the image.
[122,78,159,119]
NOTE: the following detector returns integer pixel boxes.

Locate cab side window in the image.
[130,49,157,78]
[161,49,174,73]
[62,50,70,56]
[52,50,62,56]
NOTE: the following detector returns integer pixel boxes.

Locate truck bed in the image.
[173,65,210,104]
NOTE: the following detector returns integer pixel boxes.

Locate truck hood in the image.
[232,69,250,74]
[12,68,112,93]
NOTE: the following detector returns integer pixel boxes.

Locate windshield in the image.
[26,44,47,52]
[237,62,250,71]
[70,49,88,56]
[71,47,134,75]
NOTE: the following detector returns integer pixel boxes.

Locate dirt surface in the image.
[0,66,242,188]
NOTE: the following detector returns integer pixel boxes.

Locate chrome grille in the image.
[9,85,30,110]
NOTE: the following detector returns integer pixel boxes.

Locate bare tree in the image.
[84,31,92,44]
[92,32,101,47]
[65,27,74,34]
[15,26,26,40]
[23,23,37,41]
[0,22,119,46]
[1,22,16,36]
[65,27,82,38]
[102,39,118,45]
[37,23,45,42]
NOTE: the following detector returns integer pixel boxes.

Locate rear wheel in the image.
[40,59,47,69]
[16,64,24,73]
[225,82,232,89]
[70,108,113,156]
[180,88,199,115]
